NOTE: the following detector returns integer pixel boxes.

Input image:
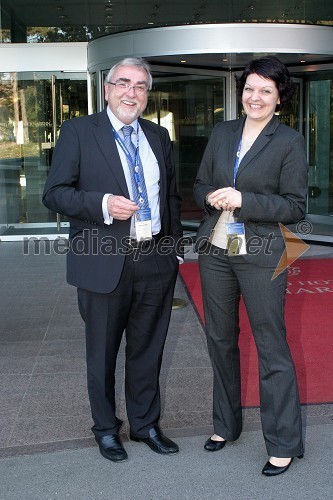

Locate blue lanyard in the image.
[233,139,242,188]
[111,124,140,168]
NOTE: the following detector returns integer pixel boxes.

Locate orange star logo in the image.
[272,224,310,280]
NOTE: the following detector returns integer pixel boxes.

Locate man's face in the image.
[104,65,149,124]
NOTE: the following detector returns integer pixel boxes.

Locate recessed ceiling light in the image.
[180,60,187,63]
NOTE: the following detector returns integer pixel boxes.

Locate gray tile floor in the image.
[0,240,332,459]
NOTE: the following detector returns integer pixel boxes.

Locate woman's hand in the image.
[206,187,242,212]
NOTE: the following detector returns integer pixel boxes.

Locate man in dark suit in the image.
[43,57,183,462]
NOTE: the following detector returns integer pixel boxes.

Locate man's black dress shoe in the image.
[95,435,128,462]
[130,426,179,454]
[262,454,303,476]
[204,437,227,452]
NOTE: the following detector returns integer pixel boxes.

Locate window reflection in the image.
[307,77,333,216]
[143,77,225,223]
[0,72,87,236]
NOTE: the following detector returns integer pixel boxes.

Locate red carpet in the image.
[179,259,333,407]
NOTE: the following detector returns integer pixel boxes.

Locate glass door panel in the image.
[0,71,87,238]
[142,76,225,224]
[306,77,333,216]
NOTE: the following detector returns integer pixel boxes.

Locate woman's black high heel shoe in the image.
[204,437,227,452]
[262,454,303,476]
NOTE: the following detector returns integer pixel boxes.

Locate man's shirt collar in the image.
[106,107,139,133]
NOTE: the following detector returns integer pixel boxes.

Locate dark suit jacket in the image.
[43,109,182,293]
[193,115,308,267]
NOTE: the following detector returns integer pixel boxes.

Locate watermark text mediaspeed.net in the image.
[22,220,312,266]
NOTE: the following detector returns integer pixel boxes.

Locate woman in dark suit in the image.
[193,56,308,476]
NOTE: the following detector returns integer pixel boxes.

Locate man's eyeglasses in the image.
[108,81,149,95]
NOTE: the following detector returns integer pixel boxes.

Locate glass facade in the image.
[307,75,333,217]
[0,72,87,236]
[143,77,225,222]
[1,0,332,43]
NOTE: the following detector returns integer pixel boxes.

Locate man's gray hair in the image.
[105,57,152,90]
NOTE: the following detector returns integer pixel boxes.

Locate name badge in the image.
[135,208,152,241]
[226,222,247,256]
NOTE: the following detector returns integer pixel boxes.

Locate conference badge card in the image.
[135,208,152,242]
[226,222,247,256]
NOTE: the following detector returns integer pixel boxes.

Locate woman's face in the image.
[242,73,280,124]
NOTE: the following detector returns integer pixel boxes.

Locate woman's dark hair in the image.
[236,56,295,111]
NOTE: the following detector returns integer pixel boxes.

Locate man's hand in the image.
[107,195,139,220]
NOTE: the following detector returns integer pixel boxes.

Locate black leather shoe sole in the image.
[96,435,128,462]
[204,437,227,452]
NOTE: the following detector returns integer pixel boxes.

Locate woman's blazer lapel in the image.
[235,115,280,183]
